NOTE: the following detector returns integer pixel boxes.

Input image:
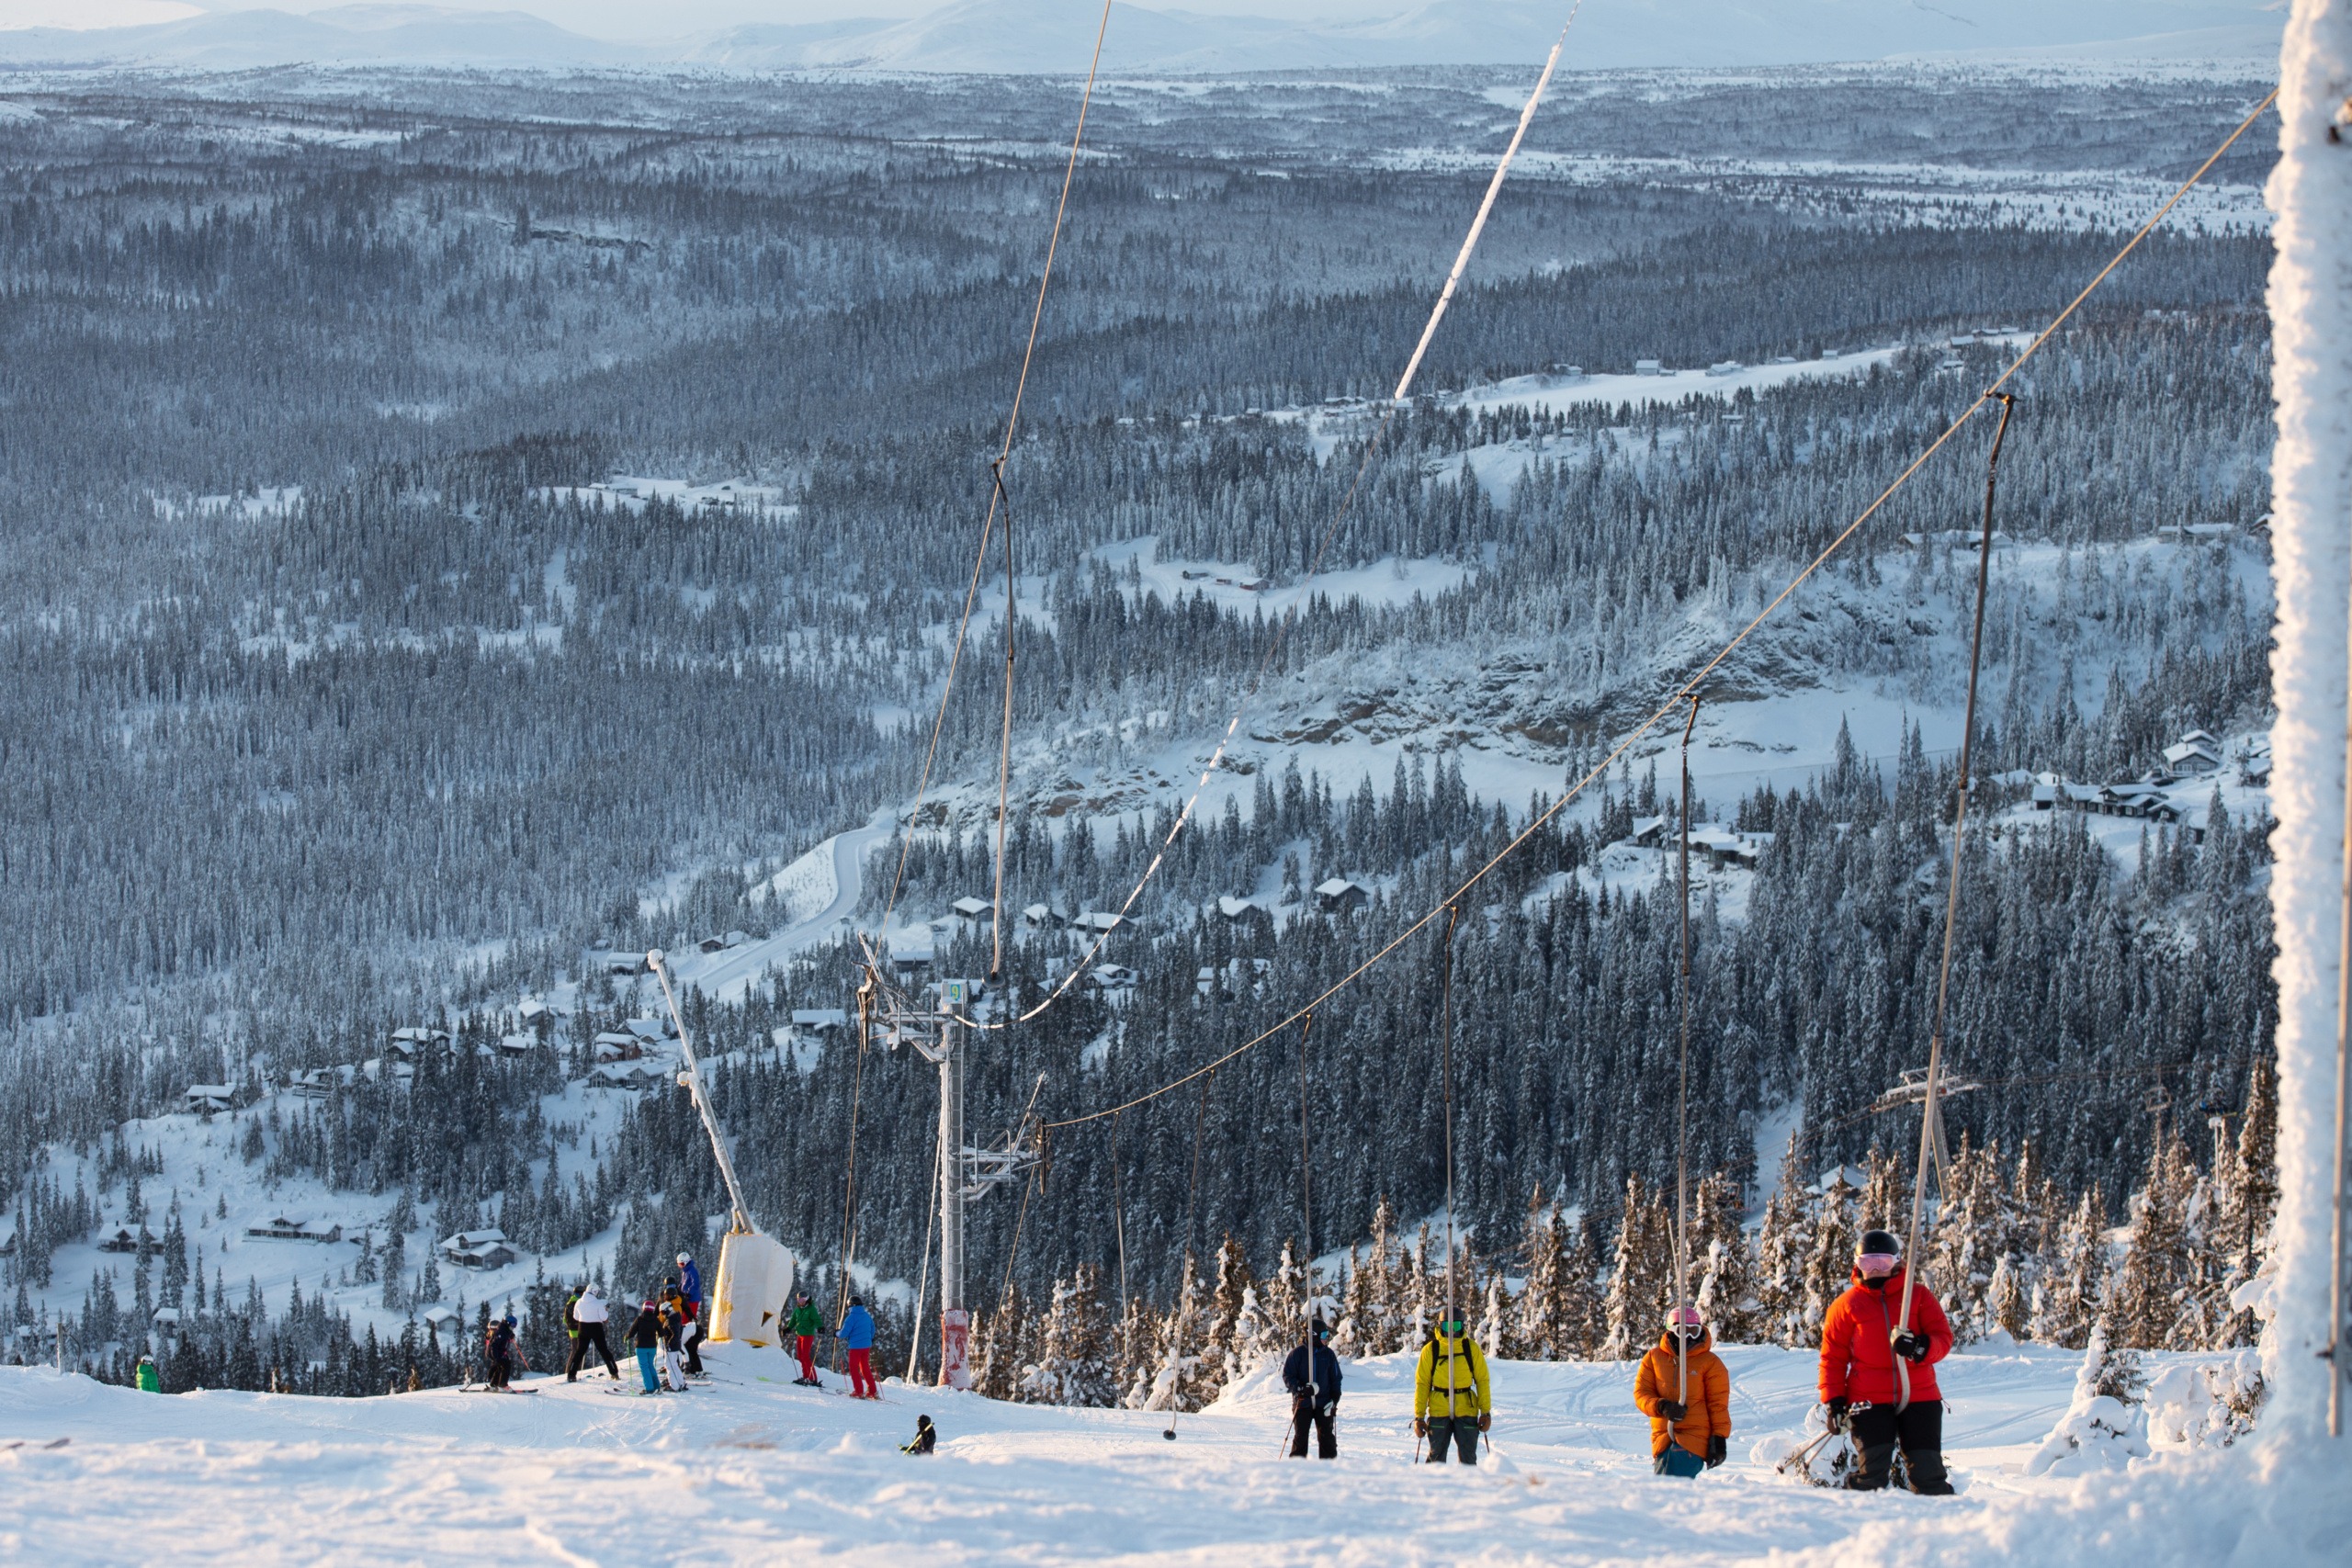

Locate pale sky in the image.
[0,0,1395,34]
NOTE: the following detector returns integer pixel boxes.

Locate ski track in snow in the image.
[0,1338,2141,1564]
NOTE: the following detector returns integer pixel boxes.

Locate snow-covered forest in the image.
[0,60,2295,1420]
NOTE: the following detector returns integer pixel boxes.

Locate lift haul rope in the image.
[874,0,1118,948]
[939,0,1595,1036]
[1896,390,2016,1412]
[1031,85,2281,1135]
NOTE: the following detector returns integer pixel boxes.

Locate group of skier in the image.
[523,1228,1953,1492]
[552,1251,707,1394]
[1273,1227,1953,1493]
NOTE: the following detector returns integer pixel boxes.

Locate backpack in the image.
[562,1293,580,1338]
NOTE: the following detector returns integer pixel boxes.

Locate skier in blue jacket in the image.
[675,1252,706,1375]
[839,1296,878,1398]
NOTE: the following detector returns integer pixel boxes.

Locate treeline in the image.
[970,1059,2278,1413]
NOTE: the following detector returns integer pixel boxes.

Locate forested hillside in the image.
[0,62,2288,1393]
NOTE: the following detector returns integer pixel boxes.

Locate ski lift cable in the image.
[905,1111,944,1386]
[1032,88,2279,1134]
[946,0,1592,1037]
[1438,903,1463,1331]
[1295,1010,1317,1382]
[1896,392,2017,1412]
[1673,694,1700,1438]
[871,0,1119,949]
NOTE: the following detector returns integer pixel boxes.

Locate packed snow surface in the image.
[0,1337,2288,1564]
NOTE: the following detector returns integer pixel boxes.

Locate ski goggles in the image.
[1439,1320,1466,1336]
[1855,1252,1899,1278]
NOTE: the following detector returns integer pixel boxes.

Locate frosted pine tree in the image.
[1750,1136,1817,1348]
[1020,1266,1115,1407]
[1114,1294,1159,1410]
[1257,1238,1308,1353]
[2108,1131,2199,1349]
[1924,1137,2003,1345]
[1600,1176,1671,1360]
[1559,1215,1608,1359]
[2031,1185,2109,1350]
[1197,1234,1260,1397]
[1510,1189,1566,1359]
[1799,1168,1860,1338]
[1332,1195,1398,1358]
[1473,1265,1508,1357]
[1146,1251,1211,1413]
[2204,1055,2278,1347]
[1690,1169,1757,1342]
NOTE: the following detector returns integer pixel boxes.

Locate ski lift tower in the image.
[876,975,1031,1390]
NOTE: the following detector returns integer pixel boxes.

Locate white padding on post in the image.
[709,1231,796,1347]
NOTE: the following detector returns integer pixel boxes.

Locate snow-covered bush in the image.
[2025,1326,2150,1476]
[2143,1351,2265,1450]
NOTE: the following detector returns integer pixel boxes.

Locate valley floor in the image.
[0,1338,2229,1565]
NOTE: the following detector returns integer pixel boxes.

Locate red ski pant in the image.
[795,1335,817,1382]
[847,1348,877,1398]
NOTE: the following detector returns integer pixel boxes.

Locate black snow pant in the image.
[1289,1398,1337,1459]
[486,1356,513,1390]
[1848,1401,1951,1495]
[566,1324,618,1381]
[684,1316,704,1375]
[1424,1416,1480,1465]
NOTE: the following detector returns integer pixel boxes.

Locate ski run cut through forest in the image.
[0,14,2349,1568]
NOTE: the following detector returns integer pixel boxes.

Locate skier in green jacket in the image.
[788,1291,825,1387]
[135,1354,160,1393]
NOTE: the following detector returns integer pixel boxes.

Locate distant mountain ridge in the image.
[0,0,2286,74]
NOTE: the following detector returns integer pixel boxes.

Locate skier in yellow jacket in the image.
[1412,1318,1491,1464]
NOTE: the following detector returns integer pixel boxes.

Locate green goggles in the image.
[1439,1320,1466,1336]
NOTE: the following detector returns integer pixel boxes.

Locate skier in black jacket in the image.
[628,1298,663,1394]
[1282,1318,1343,1459]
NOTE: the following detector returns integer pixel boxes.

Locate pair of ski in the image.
[1,1437,70,1451]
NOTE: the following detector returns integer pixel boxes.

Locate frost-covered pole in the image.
[936,998,971,1390]
[2267,0,2352,1442]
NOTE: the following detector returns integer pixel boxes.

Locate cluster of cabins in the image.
[2029,730,2268,842]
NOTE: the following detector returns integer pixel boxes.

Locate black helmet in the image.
[1857,1229,1902,1258]
[1310,1317,1331,1339]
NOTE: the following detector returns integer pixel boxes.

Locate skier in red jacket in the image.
[1817,1229,1955,1495]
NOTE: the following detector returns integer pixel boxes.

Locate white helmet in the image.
[676,1252,691,1266]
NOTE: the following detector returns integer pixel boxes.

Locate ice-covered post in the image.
[936,987,972,1391]
[2267,0,2352,1441]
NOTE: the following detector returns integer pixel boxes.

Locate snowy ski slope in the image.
[0,1336,2233,1565]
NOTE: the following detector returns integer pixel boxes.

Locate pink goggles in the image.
[1855,1252,1900,1277]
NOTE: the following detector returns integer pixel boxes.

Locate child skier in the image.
[900,1414,937,1455]
[839,1295,878,1398]
[1634,1305,1731,1475]
[1412,1317,1490,1464]
[1819,1229,1956,1495]
[658,1297,688,1392]
[787,1290,824,1387]
[628,1298,663,1394]
[483,1314,519,1390]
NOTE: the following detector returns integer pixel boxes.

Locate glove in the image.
[1656,1399,1688,1422]
[1706,1436,1727,1469]
[1893,1332,1930,1364]
[1412,1417,1427,1438]
[1825,1397,1849,1429]
[1477,1413,1491,1433]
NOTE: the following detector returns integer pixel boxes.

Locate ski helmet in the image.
[1855,1229,1902,1277]
[1665,1305,1704,1336]
[677,1253,691,1267]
